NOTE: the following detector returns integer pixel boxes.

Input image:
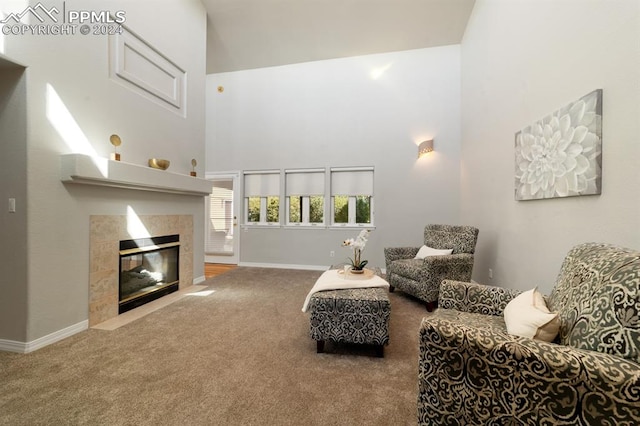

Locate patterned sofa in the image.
[384,224,479,311]
[417,243,640,425]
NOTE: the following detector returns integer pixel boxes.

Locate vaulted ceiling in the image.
[203,0,476,73]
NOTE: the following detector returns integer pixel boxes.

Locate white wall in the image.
[460,0,640,293]
[206,46,462,269]
[0,62,27,341]
[0,0,207,345]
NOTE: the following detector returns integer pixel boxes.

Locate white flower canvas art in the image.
[515,89,602,201]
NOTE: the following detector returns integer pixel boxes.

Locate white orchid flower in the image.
[340,229,372,270]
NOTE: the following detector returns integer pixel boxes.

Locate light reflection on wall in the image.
[126,205,152,240]
[46,83,108,177]
[0,21,4,54]
[46,83,95,155]
[370,62,393,80]
[0,1,30,54]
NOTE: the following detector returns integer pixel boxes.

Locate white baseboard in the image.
[238,262,327,271]
[0,320,88,354]
[193,275,206,284]
[0,339,25,353]
[237,262,385,273]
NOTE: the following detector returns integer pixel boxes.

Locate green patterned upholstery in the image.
[417,243,640,425]
[548,243,640,363]
[384,224,479,308]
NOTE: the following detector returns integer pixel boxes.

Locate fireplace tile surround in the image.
[89,214,194,326]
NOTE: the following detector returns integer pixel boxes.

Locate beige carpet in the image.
[0,267,429,425]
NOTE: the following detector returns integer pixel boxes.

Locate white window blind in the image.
[285,169,325,195]
[330,167,374,195]
[244,171,280,196]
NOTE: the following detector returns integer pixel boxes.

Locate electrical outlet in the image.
[488,268,493,279]
[330,251,335,257]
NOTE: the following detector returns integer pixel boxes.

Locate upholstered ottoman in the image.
[308,286,391,357]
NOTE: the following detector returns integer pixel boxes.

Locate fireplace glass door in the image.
[119,235,179,313]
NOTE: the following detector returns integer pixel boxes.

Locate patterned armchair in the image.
[384,224,479,311]
[417,243,640,425]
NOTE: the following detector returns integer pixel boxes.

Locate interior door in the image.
[204,174,239,264]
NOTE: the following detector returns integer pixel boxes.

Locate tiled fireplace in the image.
[89,214,194,326]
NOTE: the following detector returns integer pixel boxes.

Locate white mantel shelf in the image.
[60,153,213,196]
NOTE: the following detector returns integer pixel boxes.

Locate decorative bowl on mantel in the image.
[148,158,170,170]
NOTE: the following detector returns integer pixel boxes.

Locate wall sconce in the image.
[418,139,434,158]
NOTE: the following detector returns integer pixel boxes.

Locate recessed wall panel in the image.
[109,26,186,116]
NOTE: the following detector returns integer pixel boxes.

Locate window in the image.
[285,169,325,226]
[330,167,374,226]
[244,171,280,225]
[242,167,374,228]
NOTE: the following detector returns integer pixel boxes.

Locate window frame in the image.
[329,167,375,228]
[286,195,325,227]
[330,195,374,227]
[284,168,326,228]
[243,170,281,227]
[241,167,375,229]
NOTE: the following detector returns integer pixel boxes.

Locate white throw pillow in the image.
[531,288,561,342]
[503,288,560,342]
[414,245,453,259]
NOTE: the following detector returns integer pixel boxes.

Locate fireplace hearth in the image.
[119,234,179,314]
